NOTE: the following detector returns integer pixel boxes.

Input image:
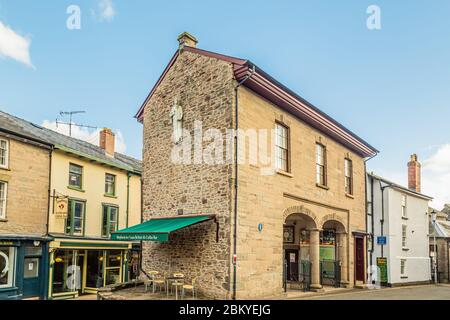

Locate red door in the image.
[355,237,365,282]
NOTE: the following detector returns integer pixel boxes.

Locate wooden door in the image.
[355,237,365,282]
[285,250,299,281]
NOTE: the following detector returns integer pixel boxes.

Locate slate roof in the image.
[0,110,141,174]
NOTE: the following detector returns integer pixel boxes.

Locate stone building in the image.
[0,111,53,300]
[133,33,378,299]
[429,207,450,283]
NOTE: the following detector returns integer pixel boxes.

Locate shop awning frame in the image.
[111,214,218,242]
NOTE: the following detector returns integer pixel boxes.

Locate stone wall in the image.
[235,86,367,298]
[141,49,235,299]
[0,136,50,236]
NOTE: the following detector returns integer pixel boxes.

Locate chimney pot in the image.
[177,32,198,49]
[408,153,421,193]
[99,128,115,157]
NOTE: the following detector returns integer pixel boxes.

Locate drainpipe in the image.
[232,65,256,300]
[126,173,131,228]
[46,147,54,236]
[364,153,377,280]
[380,182,391,258]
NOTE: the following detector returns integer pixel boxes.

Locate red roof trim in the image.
[135,46,377,157]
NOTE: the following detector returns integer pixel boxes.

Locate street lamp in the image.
[431,210,438,284]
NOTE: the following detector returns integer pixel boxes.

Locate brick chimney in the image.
[177,32,198,48]
[408,154,421,193]
[99,128,115,157]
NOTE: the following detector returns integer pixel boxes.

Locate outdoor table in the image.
[166,276,185,300]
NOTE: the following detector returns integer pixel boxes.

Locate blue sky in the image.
[1,1,449,207]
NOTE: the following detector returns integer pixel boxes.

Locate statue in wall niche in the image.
[170,98,184,144]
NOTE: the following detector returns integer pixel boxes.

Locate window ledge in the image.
[400,276,408,279]
[316,183,329,190]
[0,166,10,171]
[402,247,410,252]
[67,186,85,193]
[0,218,7,223]
[104,194,118,199]
[345,193,355,199]
[276,169,293,178]
[401,216,409,220]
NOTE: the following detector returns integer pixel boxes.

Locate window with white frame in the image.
[400,259,406,276]
[316,143,327,186]
[0,139,8,169]
[344,158,353,195]
[402,225,407,248]
[275,123,289,172]
[0,181,7,219]
[401,195,407,218]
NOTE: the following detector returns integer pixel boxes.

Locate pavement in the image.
[296,284,450,300]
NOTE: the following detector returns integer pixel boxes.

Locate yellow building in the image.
[46,128,142,299]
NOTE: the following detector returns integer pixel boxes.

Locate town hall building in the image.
[129,33,378,299]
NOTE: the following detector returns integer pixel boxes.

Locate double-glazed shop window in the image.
[275,123,289,172]
[0,181,7,219]
[69,163,83,189]
[66,199,85,236]
[105,174,116,196]
[102,205,119,238]
[0,246,16,288]
[0,139,9,169]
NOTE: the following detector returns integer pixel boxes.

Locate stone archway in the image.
[321,217,349,287]
[282,206,322,291]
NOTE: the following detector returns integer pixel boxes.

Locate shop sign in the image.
[111,233,169,242]
[0,242,14,246]
[55,198,69,219]
[376,257,388,283]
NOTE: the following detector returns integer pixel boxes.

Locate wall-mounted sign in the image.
[55,198,69,219]
[377,236,387,245]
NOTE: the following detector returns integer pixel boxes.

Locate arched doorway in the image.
[283,212,318,291]
[320,219,348,287]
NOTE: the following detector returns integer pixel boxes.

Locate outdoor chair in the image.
[146,271,159,293]
[182,278,197,299]
[169,273,185,296]
[153,272,166,293]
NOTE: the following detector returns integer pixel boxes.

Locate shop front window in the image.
[52,250,80,294]
[86,251,104,289]
[105,250,122,286]
[0,246,15,288]
[320,230,336,261]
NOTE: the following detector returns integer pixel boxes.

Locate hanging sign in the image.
[55,197,69,219]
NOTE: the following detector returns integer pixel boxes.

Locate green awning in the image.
[111,215,214,242]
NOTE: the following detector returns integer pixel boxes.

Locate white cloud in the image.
[0,21,34,68]
[97,0,116,22]
[422,144,450,209]
[42,120,127,154]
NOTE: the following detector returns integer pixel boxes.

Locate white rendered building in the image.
[366,155,432,286]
